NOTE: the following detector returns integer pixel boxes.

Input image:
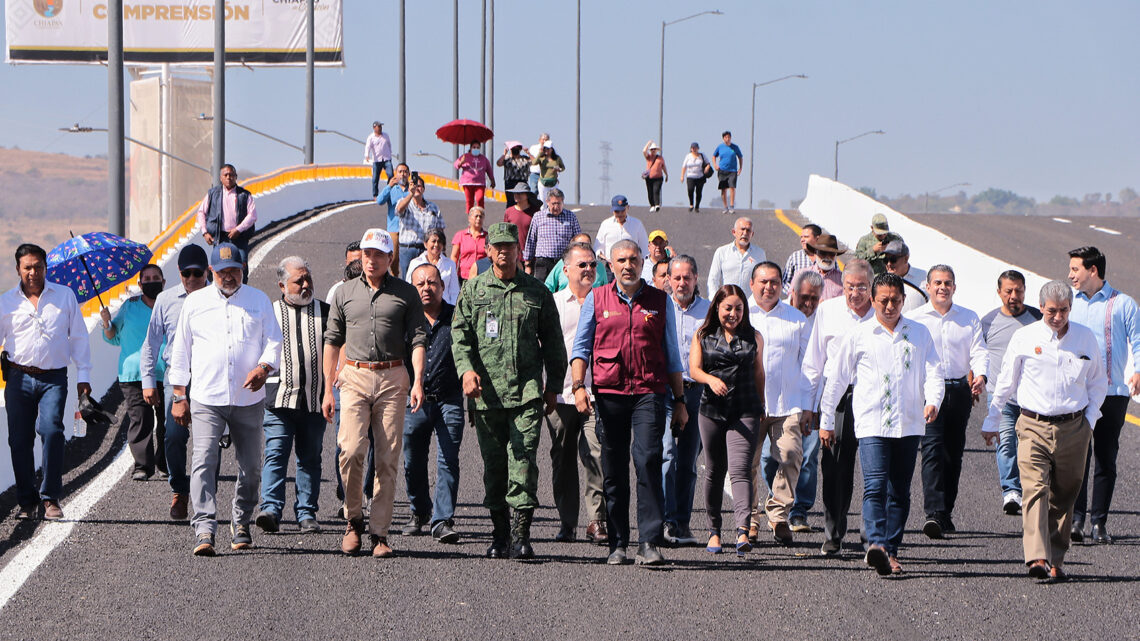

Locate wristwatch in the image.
[172,394,188,404]
[571,380,586,393]
[672,394,685,405]
[259,363,272,373]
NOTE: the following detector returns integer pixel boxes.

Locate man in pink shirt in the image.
[196,164,257,281]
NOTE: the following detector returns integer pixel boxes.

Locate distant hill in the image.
[851,185,1140,218]
[0,148,109,290]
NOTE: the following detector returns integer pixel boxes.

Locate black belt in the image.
[400,243,426,251]
[8,362,65,376]
[683,380,696,390]
[944,376,969,387]
[1020,408,1084,424]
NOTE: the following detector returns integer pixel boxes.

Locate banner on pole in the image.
[5,0,344,65]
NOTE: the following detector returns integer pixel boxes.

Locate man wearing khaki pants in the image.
[982,280,1107,582]
[323,229,426,558]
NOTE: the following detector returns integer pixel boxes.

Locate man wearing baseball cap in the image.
[452,222,567,560]
[855,213,903,276]
[168,242,282,556]
[365,121,393,198]
[594,194,649,276]
[323,228,427,558]
[641,229,672,282]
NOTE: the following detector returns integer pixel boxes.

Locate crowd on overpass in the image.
[2,161,1135,583]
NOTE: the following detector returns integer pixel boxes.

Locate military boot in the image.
[510,509,535,560]
[486,509,511,559]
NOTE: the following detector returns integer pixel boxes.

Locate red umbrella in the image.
[436,119,494,145]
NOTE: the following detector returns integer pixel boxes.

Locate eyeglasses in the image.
[844,284,869,293]
[180,269,205,278]
[575,261,598,269]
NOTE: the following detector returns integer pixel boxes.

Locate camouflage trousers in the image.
[474,399,543,511]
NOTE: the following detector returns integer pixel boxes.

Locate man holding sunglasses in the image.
[140,244,211,521]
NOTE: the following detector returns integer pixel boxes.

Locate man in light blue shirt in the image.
[140,244,211,521]
[1067,246,1140,544]
[376,162,411,276]
[661,255,710,546]
[712,131,744,214]
[101,264,167,482]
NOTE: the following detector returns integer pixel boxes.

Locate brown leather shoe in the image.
[1049,565,1068,582]
[586,520,609,546]
[170,493,189,521]
[889,556,903,575]
[370,535,393,558]
[771,521,793,545]
[341,518,364,555]
[747,521,760,543]
[1027,559,1051,580]
[42,500,63,521]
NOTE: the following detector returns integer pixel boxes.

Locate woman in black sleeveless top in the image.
[689,284,766,556]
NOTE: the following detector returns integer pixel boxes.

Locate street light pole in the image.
[748,73,806,210]
[304,0,314,164]
[197,114,304,153]
[452,0,459,178]
[398,0,406,163]
[834,129,885,182]
[658,10,723,151]
[924,182,970,214]
[62,125,212,174]
[315,128,365,145]
[212,0,225,185]
[575,0,581,204]
[107,0,125,236]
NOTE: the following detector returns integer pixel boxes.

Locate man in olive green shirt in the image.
[452,222,567,560]
[854,213,903,275]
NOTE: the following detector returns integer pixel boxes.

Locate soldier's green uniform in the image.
[855,213,903,275]
[452,222,566,558]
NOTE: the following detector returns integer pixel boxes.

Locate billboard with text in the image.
[5,0,343,65]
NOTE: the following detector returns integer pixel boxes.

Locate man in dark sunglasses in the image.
[140,243,212,521]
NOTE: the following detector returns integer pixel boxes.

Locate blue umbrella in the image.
[47,232,154,305]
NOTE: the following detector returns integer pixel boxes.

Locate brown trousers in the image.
[750,413,804,524]
[1016,412,1091,568]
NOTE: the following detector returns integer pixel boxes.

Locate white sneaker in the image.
[1002,491,1022,515]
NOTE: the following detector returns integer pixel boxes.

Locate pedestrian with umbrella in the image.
[0,242,95,520]
[436,118,496,212]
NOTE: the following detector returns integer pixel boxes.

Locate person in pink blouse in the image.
[450,206,488,281]
[454,142,496,212]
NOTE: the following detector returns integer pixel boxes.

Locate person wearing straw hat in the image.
[0,243,93,521]
[805,233,847,302]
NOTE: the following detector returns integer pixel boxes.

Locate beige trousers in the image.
[1016,413,1091,568]
[750,413,804,524]
[337,365,410,536]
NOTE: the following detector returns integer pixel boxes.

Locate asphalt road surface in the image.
[1,201,1137,640]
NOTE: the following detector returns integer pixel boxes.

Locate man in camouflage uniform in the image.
[452,222,566,560]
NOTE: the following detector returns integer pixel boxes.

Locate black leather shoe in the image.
[554,526,577,542]
[401,514,429,536]
[820,539,841,556]
[254,510,280,534]
[922,517,944,539]
[635,542,665,566]
[606,547,629,565]
[1091,523,1114,544]
[1071,519,1085,543]
[431,519,461,544]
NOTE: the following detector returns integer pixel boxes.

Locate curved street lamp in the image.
[748,74,807,210]
[834,129,884,182]
[61,124,211,174]
[196,113,304,154]
[658,9,723,149]
[924,181,970,214]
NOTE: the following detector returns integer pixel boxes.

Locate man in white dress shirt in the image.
[547,242,609,545]
[821,272,943,575]
[905,264,987,539]
[594,195,649,273]
[982,280,1107,582]
[0,243,92,521]
[169,242,282,557]
[707,217,765,294]
[802,259,874,556]
[746,262,811,545]
[364,121,393,198]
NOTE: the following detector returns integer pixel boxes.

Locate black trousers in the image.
[921,382,972,519]
[822,387,857,544]
[594,392,665,550]
[532,256,559,283]
[1074,394,1130,525]
[685,177,705,208]
[120,381,166,476]
[644,177,663,207]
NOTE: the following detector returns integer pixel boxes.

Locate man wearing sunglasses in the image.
[140,244,211,521]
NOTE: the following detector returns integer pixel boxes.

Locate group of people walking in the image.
[3,155,1133,583]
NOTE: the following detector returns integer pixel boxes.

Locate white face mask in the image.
[817,258,836,272]
[471,148,481,156]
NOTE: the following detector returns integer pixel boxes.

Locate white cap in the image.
[543,140,554,149]
[360,228,393,253]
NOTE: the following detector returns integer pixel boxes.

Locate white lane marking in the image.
[247,202,368,269]
[0,211,324,611]
[0,446,131,611]
[1052,217,1072,223]
[1091,225,1122,236]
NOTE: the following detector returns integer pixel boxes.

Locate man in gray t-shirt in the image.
[979,270,1042,516]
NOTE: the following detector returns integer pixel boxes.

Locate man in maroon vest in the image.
[570,239,688,566]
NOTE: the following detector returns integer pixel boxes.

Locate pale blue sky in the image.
[2,0,1137,208]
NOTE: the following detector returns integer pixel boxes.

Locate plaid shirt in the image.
[523,207,582,261]
[397,198,445,246]
[782,249,814,296]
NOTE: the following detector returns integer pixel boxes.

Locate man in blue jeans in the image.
[661,255,708,546]
[400,263,465,543]
[141,244,212,521]
[255,257,328,535]
[1,243,93,521]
